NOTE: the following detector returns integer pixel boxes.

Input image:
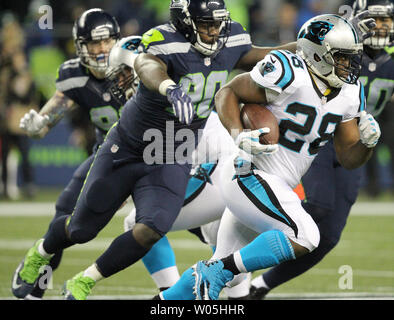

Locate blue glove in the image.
[166,84,195,125]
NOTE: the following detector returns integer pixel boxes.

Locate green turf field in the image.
[0,200,393,300]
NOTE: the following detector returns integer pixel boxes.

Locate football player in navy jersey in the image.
[248,0,394,299]
[11,9,138,299]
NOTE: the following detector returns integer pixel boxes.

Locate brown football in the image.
[240,103,279,145]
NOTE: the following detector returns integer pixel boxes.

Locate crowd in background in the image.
[0,0,393,199]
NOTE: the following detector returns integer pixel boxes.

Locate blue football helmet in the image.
[73,8,120,72]
[170,0,231,56]
[353,0,394,48]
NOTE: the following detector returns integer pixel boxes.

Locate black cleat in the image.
[248,285,270,300]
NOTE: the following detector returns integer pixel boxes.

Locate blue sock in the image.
[239,230,296,272]
[161,267,195,300]
[142,236,176,275]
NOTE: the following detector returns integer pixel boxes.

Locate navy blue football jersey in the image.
[359,45,394,117]
[55,58,125,143]
[117,21,252,161]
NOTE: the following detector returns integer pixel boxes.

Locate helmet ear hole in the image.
[314,54,321,62]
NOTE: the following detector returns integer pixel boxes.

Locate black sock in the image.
[221,254,240,276]
[95,230,150,278]
[43,215,74,254]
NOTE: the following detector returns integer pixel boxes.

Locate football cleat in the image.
[192,260,234,300]
[62,272,96,300]
[248,285,270,300]
[11,239,50,299]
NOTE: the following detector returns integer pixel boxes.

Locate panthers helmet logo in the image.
[299,21,334,45]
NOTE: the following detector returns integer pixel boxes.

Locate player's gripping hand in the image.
[19,109,50,136]
[348,10,376,41]
[235,128,279,155]
[166,84,195,125]
[358,111,381,148]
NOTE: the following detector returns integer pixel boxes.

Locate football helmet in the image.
[106,36,141,103]
[297,14,363,88]
[73,8,120,72]
[353,0,394,49]
[170,0,231,56]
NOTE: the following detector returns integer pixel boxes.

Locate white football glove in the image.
[235,128,279,155]
[19,109,50,136]
[348,10,376,41]
[358,111,381,148]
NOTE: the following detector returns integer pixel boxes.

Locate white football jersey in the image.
[248,50,365,188]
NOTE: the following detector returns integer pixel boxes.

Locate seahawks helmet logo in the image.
[299,21,334,45]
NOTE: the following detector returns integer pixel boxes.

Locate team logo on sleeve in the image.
[298,21,334,45]
[259,61,276,76]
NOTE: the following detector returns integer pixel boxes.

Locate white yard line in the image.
[0,201,393,217]
[0,238,209,251]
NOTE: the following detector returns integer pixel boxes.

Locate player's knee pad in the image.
[133,223,161,248]
[55,189,79,217]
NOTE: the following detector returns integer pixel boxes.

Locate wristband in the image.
[159,79,176,96]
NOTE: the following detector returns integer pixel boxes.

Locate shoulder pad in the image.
[56,58,89,92]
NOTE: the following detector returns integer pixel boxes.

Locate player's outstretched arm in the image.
[235,42,297,72]
[334,111,381,169]
[134,53,169,93]
[19,90,76,138]
[134,53,194,124]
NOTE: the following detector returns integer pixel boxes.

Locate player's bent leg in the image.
[192,159,320,300]
[64,163,192,300]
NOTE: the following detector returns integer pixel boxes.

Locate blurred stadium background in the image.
[0,0,393,300]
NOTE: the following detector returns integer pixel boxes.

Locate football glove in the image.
[166,84,195,125]
[348,10,376,41]
[358,111,381,148]
[235,128,279,156]
[19,109,50,136]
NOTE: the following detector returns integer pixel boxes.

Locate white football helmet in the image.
[106,36,141,103]
[297,14,364,88]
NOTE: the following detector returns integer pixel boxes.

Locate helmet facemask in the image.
[106,64,139,104]
[364,14,393,49]
[322,48,363,86]
[76,36,118,73]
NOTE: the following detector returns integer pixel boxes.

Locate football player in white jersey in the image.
[158,14,381,300]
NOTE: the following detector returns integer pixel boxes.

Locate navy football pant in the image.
[262,141,362,289]
[43,128,191,276]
